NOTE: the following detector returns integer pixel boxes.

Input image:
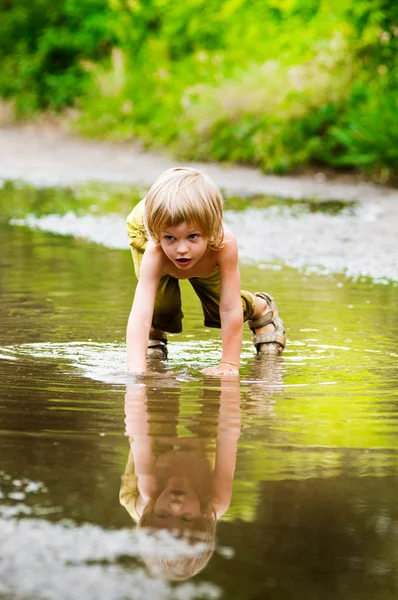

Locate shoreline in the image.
[1,125,398,283]
[1,125,397,202]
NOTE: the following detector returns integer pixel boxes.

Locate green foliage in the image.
[329,89,398,180]
[172,38,351,173]
[0,0,115,113]
[0,0,397,178]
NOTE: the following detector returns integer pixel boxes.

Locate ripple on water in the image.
[1,337,397,484]
[1,221,398,598]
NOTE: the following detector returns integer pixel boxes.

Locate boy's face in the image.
[159,222,209,270]
[153,477,201,530]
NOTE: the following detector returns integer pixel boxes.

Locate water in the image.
[1,192,398,599]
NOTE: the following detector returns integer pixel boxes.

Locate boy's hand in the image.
[202,362,239,377]
[127,367,146,376]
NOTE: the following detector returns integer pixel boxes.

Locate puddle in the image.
[226,194,355,214]
[0,180,354,220]
[1,189,398,598]
[2,180,396,281]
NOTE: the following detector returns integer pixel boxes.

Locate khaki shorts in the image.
[126,199,256,333]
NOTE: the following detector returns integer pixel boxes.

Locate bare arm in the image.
[126,242,163,373]
[212,379,241,517]
[124,385,157,503]
[202,233,243,377]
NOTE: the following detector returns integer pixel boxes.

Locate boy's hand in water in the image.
[127,367,147,378]
[202,363,239,377]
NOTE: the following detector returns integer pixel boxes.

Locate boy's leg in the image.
[143,275,184,359]
[152,275,184,333]
[188,269,259,327]
[188,270,223,328]
[189,271,285,354]
[248,292,286,355]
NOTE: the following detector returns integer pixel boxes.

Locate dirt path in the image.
[1,124,397,202]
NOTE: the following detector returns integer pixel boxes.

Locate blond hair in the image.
[144,167,224,250]
[139,531,216,581]
[138,503,217,581]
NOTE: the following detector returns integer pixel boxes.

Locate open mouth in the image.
[176,258,191,266]
[170,489,185,496]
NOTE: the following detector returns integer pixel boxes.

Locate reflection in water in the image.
[1,221,398,598]
[120,378,241,580]
[0,513,222,600]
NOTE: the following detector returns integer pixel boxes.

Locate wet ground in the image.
[1,181,398,599]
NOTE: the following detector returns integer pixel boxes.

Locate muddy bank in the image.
[1,125,397,201]
[1,125,398,282]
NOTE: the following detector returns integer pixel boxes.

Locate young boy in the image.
[126,167,286,376]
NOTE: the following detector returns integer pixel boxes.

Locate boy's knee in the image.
[241,291,256,322]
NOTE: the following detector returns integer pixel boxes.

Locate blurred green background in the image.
[0,0,397,180]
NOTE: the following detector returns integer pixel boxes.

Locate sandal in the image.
[147,333,168,359]
[248,292,286,355]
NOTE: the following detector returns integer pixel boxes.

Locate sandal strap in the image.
[248,292,278,332]
[252,316,286,350]
[255,292,274,305]
[148,339,167,348]
[248,310,275,332]
[147,338,168,358]
[253,332,286,348]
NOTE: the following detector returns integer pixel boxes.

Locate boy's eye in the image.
[180,515,193,522]
[164,235,175,242]
[156,512,169,519]
[188,234,199,240]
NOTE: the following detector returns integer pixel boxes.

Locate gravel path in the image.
[1,125,398,282]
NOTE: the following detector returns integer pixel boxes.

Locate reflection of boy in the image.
[119,380,241,580]
[126,167,286,376]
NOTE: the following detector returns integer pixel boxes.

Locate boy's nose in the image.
[176,242,188,254]
[170,500,183,513]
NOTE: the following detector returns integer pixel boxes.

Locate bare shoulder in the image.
[140,241,167,279]
[218,225,239,264]
[223,223,237,244]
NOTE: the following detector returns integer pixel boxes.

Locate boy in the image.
[126,167,285,376]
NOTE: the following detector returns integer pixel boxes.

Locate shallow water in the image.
[1,204,398,599]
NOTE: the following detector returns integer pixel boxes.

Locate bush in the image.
[0,0,115,114]
[172,34,352,173]
[328,88,398,180]
[0,0,397,178]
